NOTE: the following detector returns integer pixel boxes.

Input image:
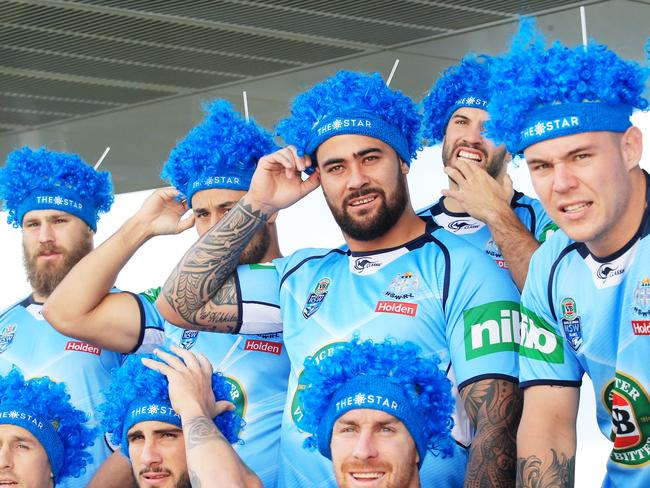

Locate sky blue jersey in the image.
[0,293,161,488]
[238,220,521,488]
[138,267,289,488]
[519,172,650,487]
[417,191,557,274]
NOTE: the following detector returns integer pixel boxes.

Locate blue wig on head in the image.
[0,147,113,231]
[299,337,455,466]
[100,353,241,458]
[276,70,422,171]
[422,54,493,145]
[486,18,649,154]
[0,368,95,484]
[161,99,278,207]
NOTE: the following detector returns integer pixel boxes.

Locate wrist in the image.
[120,216,155,247]
[241,194,276,220]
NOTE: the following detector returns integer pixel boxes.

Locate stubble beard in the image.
[442,140,507,180]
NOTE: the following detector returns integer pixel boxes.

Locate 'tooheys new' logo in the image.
[603,371,650,467]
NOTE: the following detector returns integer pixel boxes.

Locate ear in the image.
[621,126,643,171]
[400,159,410,175]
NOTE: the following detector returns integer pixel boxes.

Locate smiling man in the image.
[299,337,455,488]
[0,147,138,488]
[0,368,94,488]
[159,70,523,487]
[487,22,649,487]
[418,55,556,291]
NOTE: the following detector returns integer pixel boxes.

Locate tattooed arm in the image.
[516,385,579,488]
[157,146,320,331]
[461,378,523,487]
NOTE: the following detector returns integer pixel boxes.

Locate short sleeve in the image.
[235,264,282,335]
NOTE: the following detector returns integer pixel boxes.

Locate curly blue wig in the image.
[100,353,241,459]
[486,19,649,154]
[276,70,422,172]
[0,147,113,231]
[422,54,493,145]
[0,368,95,483]
[161,99,278,207]
[299,337,454,468]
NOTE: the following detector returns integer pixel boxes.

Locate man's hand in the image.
[132,187,195,238]
[245,146,321,216]
[141,345,234,420]
[442,159,514,224]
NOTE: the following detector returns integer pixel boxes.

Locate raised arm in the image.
[157,146,320,331]
[516,385,579,488]
[43,188,194,353]
[461,378,523,487]
[443,160,540,291]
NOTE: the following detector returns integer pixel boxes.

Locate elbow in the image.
[42,300,74,335]
[155,294,184,326]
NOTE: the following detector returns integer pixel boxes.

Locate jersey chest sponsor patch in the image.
[65,341,101,355]
[375,272,420,317]
[583,241,638,289]
[243,339,283,355]
[603,372,650,467]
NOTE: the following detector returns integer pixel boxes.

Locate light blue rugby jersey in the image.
[138,267,290,488]
[519,172,650,488]
[417,191,557,274]
[238,220,521,488]
[0,292,164,488]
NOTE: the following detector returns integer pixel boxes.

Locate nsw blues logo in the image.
[561,297,582,352]
[0,323,17,353]
[180,330,199,350]
[302,278,331,319]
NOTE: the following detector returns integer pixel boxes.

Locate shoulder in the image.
[0,296,32,322]
[273,246,347,277]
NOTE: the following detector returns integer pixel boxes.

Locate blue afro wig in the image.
[161,99,278,206]
[299,337,455,463]
[422,54,493,145]
[276,70,422,170]
[486,18,649,154]
[0,368,95,483]
[100,353,241,456]
[0,147,113,231]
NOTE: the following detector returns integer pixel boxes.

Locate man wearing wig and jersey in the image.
[487,20,650,487]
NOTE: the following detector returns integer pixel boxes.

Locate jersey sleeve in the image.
[531,200,559,244]
[235,263,282,335]
[518,251,583,388]
[441,237,521,390]
[127,287,166,354]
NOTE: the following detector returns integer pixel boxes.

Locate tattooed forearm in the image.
[517,450,575,488]
[162,199,266,328]
[462,379,523,487]
[184,416,227,450]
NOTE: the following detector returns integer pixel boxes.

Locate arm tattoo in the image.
[517,450,575,488]
[184,416,228,450]
[462,379,523,487]
[162,199,266,329]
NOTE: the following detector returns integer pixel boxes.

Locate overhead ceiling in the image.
[1,0,648,192]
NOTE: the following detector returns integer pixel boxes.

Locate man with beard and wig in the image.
[44,100,290,487]
[158,70,522,487]
[0,147,145,488]
[0,369,95,488]
[418,54,556,291]
[486,23,650,487]
[100,346,257,488]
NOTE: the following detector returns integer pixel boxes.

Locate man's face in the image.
[21,210,93,299]
[442,107,508,179]
[524,129,641,254]
[316,135,409,242]
[191,188,270,264]
[330,409,420,488]
[127,421,190,488]
[0,425,53,488]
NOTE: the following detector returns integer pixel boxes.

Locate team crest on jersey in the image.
[180,330,199,350]
[631,278,650,335]
[485,239,507,269]
[384,272,420,300]
[0,323,17,353]
[302,278,331,319]
[603,372,650,467]
[560,297,582,352]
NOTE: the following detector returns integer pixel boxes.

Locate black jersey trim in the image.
[428,233,451,312]
[457,373,519,392]
[241,300,280,309]
[234,271,243,335]
[279,248,347,289]
[125,291,147,354]
[511,191,537,237]
[547,242,581,323]
[520,379,582,389]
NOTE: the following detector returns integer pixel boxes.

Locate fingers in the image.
[300,168,321,196]
[213,400,236,417]
[259,146,311,178]
[177,213,196,233]
[141,356,174,377]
